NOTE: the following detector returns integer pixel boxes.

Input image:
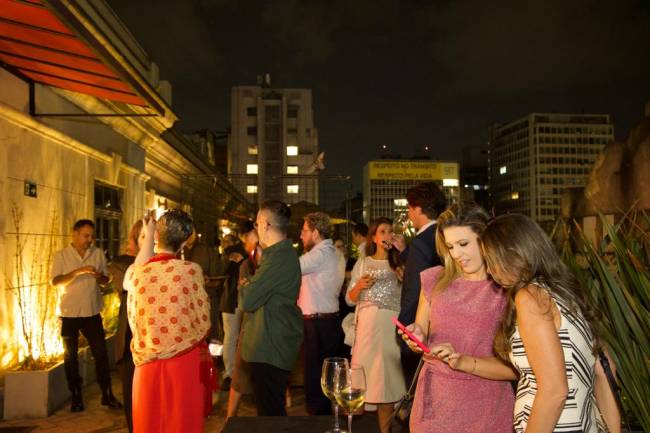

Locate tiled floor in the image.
[0,371,309,432]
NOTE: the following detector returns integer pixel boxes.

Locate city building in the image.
[488,113,614,229]
[460,144,490,209]
[185,128,228,175]
[362,160,460,223]
[0,0,252,374]
[228,75,320,205]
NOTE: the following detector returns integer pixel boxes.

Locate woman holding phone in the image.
[433,214,620,433]
[346,217,405,433]
[401,203,514,433]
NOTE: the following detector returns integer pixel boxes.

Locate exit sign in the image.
[24,180,37,198]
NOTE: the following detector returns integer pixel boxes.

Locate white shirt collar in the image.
[416,220,436,236]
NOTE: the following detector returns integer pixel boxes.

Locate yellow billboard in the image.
[367,161,458,181]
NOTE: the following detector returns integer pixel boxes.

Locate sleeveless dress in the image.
[410,266,514,433]
[348,257,406,404]
[510,283,607,433]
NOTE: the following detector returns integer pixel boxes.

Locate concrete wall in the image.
[0,69,147,371]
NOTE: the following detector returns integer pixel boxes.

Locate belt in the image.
[302,312,339,320]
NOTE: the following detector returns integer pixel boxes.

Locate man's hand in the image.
[391,234,406,253]
[75,265,98,277]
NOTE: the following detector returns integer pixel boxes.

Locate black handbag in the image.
[598,350,632,433]
[391,357,425,426]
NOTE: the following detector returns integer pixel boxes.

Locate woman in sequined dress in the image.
[401,203,514,433]
[346,217,406,433]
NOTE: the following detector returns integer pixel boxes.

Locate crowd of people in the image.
[48,181,622,433]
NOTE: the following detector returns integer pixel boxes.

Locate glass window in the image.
[246,164,258,174]
[247,126,257,136]
[287,146,298,156]
[287,105,299,118]
[246,185,258,194]
[287,185,299,194]
[287,165,299,174]
[246,107,257,116]
[247,145,258,155]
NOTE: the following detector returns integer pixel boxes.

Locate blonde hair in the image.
[433,203,491,293]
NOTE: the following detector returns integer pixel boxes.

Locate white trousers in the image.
[221,309,243,378]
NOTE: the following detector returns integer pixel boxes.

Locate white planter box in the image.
[3,360,69,420]
[2,334,117,420]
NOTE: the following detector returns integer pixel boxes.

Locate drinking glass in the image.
[333,363,366,433]
[393,212,410,236]
[321,357,349,433]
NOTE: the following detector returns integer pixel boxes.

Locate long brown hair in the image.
[480,214,601,361]
[365,217,399,270]
[433,203,491,293]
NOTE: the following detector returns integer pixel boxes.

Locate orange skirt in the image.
[133,346,205,433]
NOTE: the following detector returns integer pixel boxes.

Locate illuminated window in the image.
[246,185,258,194]
[511,192,520,200]
[393,198,408,207]
[246,164,258,174]
[248,145,258,155]
[287,165,299,174]
[287,185,299,194]
[500,166,507,175]
[286,146,298,156]
[443,178,459,187]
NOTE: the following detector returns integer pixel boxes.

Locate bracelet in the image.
[470,357,477,374]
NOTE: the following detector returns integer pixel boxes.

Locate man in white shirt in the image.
[298,212,345,415]
[50,219,122,413]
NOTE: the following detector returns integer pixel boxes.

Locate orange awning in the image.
[0,0,151,107]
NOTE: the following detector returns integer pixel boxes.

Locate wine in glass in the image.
[334,363,366,433]
[321,357,349,433]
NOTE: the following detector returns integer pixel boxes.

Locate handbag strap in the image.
[598,350,632,433]
[405,356,425,397]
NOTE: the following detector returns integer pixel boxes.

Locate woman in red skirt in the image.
[125,209,211,433]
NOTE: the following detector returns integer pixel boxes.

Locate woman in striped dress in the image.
[433,214,621,433]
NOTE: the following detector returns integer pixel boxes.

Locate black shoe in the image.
[221,376,231,391]
[70,388,85,412]
[101,392,123,410]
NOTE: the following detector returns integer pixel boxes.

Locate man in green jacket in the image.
[240,200,303,416]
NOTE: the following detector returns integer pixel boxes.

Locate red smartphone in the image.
[391,316,430,353]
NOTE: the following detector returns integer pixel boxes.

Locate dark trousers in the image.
[303,316,344,415]
[248,362,290,416]
[119,342,135,433]
[401,346,421,387]
[61,314,111,393]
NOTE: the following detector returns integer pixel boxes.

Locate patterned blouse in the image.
[125,254,211,366]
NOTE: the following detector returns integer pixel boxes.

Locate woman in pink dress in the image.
[402,203,514,433]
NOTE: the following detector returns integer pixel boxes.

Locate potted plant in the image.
[557,211,650,432]
[2,206,120,419]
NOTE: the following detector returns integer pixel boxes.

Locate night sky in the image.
[108,0,650,191]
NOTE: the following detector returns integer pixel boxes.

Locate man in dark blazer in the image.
[392,182,447,385]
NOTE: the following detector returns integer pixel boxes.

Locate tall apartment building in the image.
[489,113,613,228]
[228,76,319,206]
[363,160,460,223]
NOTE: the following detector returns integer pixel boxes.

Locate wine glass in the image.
[321,357,349,433]
[393,212,410,236]
[333,363,366,433]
